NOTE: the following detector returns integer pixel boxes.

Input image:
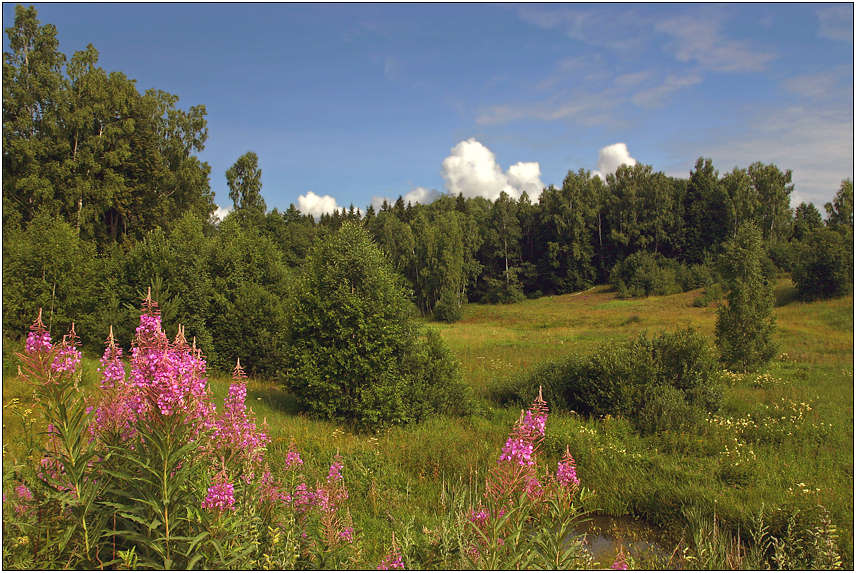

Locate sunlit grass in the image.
[3,278,853,566]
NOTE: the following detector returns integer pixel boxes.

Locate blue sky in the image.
[4,3,853,217]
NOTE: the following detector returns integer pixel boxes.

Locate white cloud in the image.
[212,205,232,222]
[297,191,341,219]
[370,186,443,211]
[404,186,442,205]
[656,14,775,72]
[517,5,647,53]
[475,93,619,127]
[689,104,853,207]
[631,73,702,108]
[592,143,637,180]
[507,162,545,198]
[441,138,545,201]
[817,5,853,42]
[783,68,847,100]
[614,71,652,88]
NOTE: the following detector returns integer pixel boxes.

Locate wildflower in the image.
[468,507,489,527]
[51,325,81,373]
[339,526,355,543]
[202,474,236,512]
[15,484,33,501]
[328,459,344,483]
[25,309,52,355]
[98,327,125,389]
[556,446,580,488]
[285,446,303,470]
[499,436,535,466]
[611,550,629,570]
[293,482,314,513]
[378,548,404,570]
[212,359,269,466]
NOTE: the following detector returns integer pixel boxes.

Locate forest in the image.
[2,5,853,570]
[3,6,853,375]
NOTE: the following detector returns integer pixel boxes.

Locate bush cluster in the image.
[496,328,722,434]
[609,251,716,298]
[791,227,853,301]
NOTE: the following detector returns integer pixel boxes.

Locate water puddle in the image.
[577,514,675,568]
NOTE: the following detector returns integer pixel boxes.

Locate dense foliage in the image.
[716,223,778,372]
[1,5,851,400]
[496,327,722,434]
[285,223,470,428]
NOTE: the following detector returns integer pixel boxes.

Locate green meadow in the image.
[3,279,853,567]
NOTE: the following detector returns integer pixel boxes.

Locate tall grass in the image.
[3,279,852,568]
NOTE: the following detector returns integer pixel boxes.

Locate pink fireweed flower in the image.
[378,548,404,570]
[127,297,216,439]
[499,436,535,466]
[15,484,33,501]
[611,550,629,570]
[25,309,52,355]
[98,327,125,389]
[259,467,289,505]
[313,487,333,512]
[284,445,303,470]
[51,325,81,373]
[339,527,355,543]
[212,360,270,466]
[328,460,344,483]
[525,476,543,500]
[556,446,580,488]
[521,409,547,438]
[202,474,235,512]
[497,387,548,467]
[468,507,489,527]
[293,482,314,513]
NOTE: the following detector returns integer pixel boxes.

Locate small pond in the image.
[576,514,678,568]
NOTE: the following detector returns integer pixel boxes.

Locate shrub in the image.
[791,227,854,301]
[2,211,99,348]
[433,286,464,322]
[637,385,703,434]
[692,283,724,308]
[403,328,473,420]
[716,222,777,372]
[610,251,719,298]
[610,251,681,298]
[286,222,468,429]
[502,328,721,433]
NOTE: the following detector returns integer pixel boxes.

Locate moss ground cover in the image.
[3,278,852,568]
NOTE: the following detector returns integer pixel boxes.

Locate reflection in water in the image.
[577,515,674,568]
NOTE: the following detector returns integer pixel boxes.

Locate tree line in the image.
[3,5,853,378]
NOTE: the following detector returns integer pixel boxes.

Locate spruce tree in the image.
[715,222,777,371]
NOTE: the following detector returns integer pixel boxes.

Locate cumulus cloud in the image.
[592,143,637,180]
[297,191,341,219]
[370,186,443,211]
[441,138,545,201]
[211,205,233,222]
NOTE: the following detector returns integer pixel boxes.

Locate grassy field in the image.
[3,279,853,567]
